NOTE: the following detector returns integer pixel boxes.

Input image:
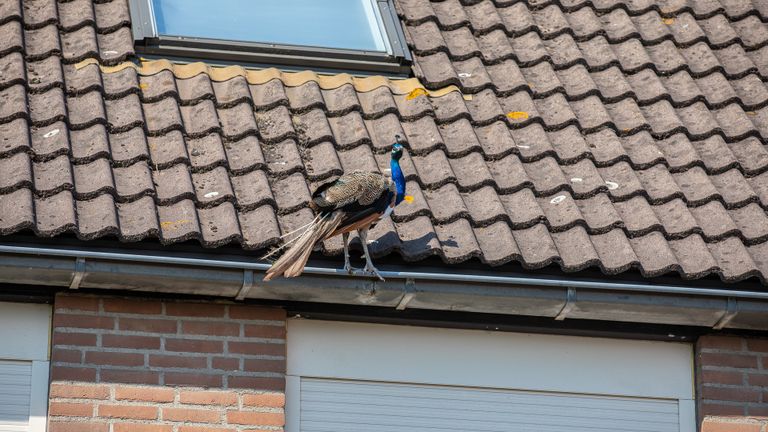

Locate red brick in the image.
[50,384,110,400]
[747,405,768,417]
[163,407,221,423]
[700,352,759,369]
[103,298,162,314]
[85,351,144,367]
[166,338,223,353]
[182,321,240,336]
[699,335,744,351]
[119,317,177,333]
[102,334,161,350]
[229,306,285,320]
[243,359,285,373]
[701,402,746,416]
[748,373,768,387]
[243,325,285,339]
[53,314,114,330]
[98,404,158,420]
[113,424,172,432]
[51,366,97,381]
[52,348,82,364]
[166,303,226,317]
[228,342,284,357]
[53,331,98,347]
[114,386,175,403]
[49,402,93,416]
[165,372,223,387]
[178,427,235,432]
[242,393,285,408]
[101,369,160,385]
[702,369,744,385]
[212,357,239,371]
[228,376,284,391]
[56,295,100,312]
[179,390,237,406]
[702,420,761,432]
[747,339,768,353]
[149,354,207,369]
[702,386,761,402]
[49,421,108,432]
[226,411,284,426]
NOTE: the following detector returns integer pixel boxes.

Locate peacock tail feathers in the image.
[259,213,322,262]
[262,211,345,281]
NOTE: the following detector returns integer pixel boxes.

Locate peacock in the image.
[262,135,409,281]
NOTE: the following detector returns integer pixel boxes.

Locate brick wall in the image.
[49,293,286,432]
[697,334,768,432]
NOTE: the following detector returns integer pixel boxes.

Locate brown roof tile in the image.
[3,0,768,285]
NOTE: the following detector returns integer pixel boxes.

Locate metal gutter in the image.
[3,244,768,299]
[2,244,768,331]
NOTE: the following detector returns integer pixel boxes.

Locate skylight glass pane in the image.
[152,0,388,52]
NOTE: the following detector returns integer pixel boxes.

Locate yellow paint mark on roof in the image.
[160,219,193,230]
[506,111,529,120]
[405,88,428,100]
[75,58,471,100]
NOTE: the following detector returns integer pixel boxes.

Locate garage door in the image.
[0,302,51,432]
[286,320,695,432]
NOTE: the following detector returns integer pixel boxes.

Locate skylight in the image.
[129,0,412,74]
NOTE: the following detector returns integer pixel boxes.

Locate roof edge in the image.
[1,243,767,331]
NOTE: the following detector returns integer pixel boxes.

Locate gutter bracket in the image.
[395,278,416,310]
[554,287,577,321]
[713,297,738,330]
[69,257,86,290]
[235,270,254,301]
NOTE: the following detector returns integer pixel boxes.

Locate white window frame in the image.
[286,319,696,432]
[128,0,412,74]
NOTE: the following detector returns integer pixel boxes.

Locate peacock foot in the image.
[343,262,359,274]
[363,263,385,281]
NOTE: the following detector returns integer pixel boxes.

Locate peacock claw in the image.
[343,263,358,274]
[364,265,385,281]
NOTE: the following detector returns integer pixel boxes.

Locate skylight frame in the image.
[128,0,412,75]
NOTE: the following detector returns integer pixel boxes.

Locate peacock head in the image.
[391,135,404,161]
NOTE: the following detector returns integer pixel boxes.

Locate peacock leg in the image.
[342,232,354,274]
[358,228,385,281]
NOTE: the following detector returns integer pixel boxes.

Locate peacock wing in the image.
[311,171,389,210]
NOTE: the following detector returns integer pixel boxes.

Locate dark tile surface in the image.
[2,0,768,285]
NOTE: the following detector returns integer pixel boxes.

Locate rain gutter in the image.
[1,244,767,331]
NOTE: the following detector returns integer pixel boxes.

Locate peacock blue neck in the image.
[391,158,406,205]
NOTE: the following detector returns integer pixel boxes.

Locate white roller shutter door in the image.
[299,378,681,432]
[0,303,52,432]
[0,361,33,432]
[287,320,695,432]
